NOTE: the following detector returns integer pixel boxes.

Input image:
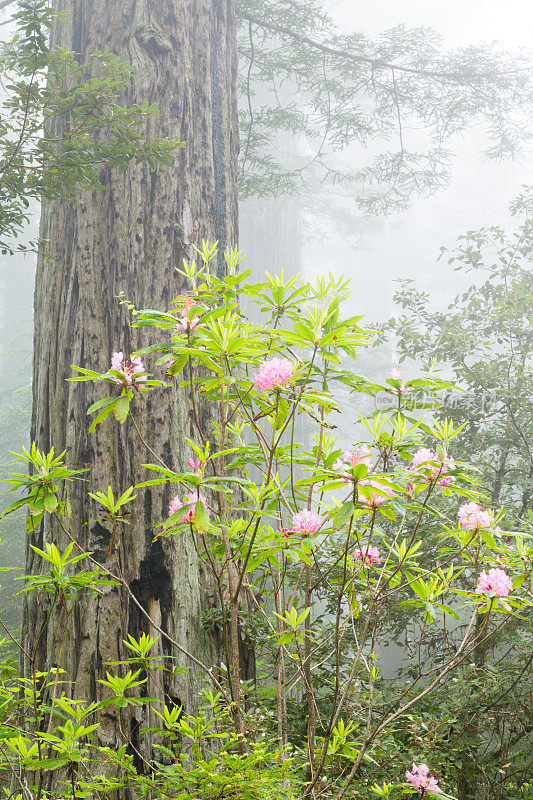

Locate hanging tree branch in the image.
[236,1,532,212]
[238,8,532,83]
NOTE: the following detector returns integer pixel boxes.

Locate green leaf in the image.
[167,353,189,376]
[114,394,130,424]
[479,528,499,549]
[193,500,210,534]
[43,493,58,513]
[88,401,117,433]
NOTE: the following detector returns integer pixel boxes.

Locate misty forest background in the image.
[0,1,531,799]
[1,0,530,621]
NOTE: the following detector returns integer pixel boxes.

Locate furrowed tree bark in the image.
[21,0,238,760]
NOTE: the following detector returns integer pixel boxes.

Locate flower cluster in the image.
[291,510,323,535]
[357,479,394,508]
[176,296,201,333]
[109,352,146,389]
[169,492,210,526]
[333,445,371,477]
[412,447,455,488]
[458,501,493,531]
[253,358,294,393]
[387,364,410,396]
[354,545,381,566]
[475,568,513,597]
[187,458,203,476]
[405,763,441,794]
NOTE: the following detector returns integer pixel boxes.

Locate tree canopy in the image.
[1,0,532,253]
[236,0,532,212]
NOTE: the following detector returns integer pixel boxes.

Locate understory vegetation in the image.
[0,3,531,799]
[0,244,531,799]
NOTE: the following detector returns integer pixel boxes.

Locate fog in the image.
[0,5,531,796]
[240,2,533,679]
[241,0,532,323]
[0,1,531,621]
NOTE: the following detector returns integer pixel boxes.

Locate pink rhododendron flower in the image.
[253,358,295,393]
[169,492,210,526]
[291,510,323,535]
[438,475,454,488]
[357,479,394,508]
[412,448,455,477]
[110,352,147,389]
[412,448,455,489]
[387,365,403,380]
[475,568,513,597]
[387,365,410,395]
[176,315,201,333]
[405,763,442,794]
[354,545,380,566]
[333,445,371,475]
[176,296,201,332]
[458,501,493,531]
[412,448,435,469]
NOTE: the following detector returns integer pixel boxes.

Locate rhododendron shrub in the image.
[1,244,531,800]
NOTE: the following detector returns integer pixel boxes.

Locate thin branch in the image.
[334,609,479,800]
[238,10,532,83]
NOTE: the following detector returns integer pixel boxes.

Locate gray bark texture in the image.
[22,0,238,755]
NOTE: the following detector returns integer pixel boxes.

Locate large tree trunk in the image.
[21,0,238,756]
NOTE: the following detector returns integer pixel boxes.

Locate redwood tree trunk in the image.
[22,0,238,754]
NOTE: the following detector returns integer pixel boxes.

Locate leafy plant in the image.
[382,190,533,799]
[0,1,181,253]
[1,248,530,798]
